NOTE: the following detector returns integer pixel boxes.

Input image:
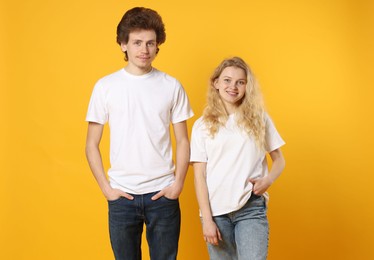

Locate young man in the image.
[85,7,193,260]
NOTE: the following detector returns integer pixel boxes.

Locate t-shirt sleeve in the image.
[85,80,108,125]
[170,82,194,124]
[265,113,285,152]
[190,119,208,163]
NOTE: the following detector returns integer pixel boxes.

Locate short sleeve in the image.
[190,118,208,163]
[264,113,285,152]
[170,82,194,124]
[85,80,108,125]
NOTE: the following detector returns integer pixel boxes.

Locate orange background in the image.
[1,0,374,259]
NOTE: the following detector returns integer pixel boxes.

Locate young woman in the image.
[190,57,285,260]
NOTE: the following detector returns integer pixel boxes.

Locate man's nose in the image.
[141,44,149,53]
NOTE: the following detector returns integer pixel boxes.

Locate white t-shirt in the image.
[190,113,285,216]
[86,68,194,194]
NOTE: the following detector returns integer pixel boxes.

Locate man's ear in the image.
[120,42,127,52]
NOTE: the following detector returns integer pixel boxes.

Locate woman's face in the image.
[214,66,247,114]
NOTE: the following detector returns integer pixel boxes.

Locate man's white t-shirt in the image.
[86,68,194,194]
[190,113,285,216]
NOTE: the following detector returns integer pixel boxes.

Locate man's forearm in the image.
[85,144,111,196]
[174,138,190,186]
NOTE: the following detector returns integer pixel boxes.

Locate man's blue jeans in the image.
[108,191,180,260]
[207,194,269,260]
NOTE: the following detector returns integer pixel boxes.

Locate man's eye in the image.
[147,42,155,47]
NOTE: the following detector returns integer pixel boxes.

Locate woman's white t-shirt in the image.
[190,113,285,216]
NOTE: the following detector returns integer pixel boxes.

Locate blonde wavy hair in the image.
[203,56,266,150]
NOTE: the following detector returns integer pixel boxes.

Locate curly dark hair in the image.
[116,7,166,45]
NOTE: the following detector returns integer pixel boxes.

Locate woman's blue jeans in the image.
[108,191,180,260]
[207,194,269,260]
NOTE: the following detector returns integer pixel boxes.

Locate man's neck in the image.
[124,64,153,76]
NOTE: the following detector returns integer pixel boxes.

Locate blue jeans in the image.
[207,194,269,260]
[108,191,180,260]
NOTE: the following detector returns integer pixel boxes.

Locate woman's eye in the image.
[238,81,246,86]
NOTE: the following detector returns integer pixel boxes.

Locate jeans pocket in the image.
[108,196,125,205]
[161,195,179,202]
[249,194,266,208]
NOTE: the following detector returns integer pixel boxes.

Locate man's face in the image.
[121,30,158,75]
